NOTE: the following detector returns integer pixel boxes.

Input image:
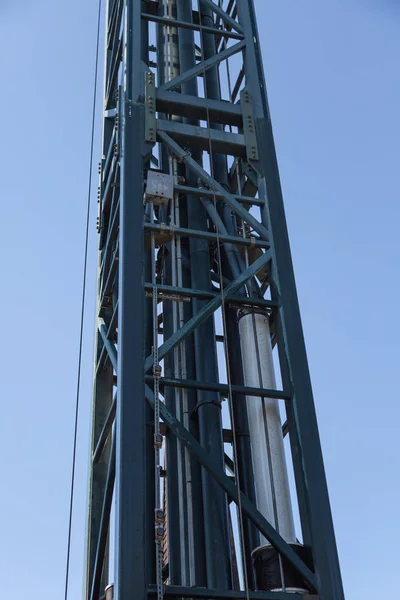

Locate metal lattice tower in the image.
[85,2,345,600]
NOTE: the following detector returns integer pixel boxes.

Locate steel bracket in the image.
[145,71,156,144]
[240,88,259,161]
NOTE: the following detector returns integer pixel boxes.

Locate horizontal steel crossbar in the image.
[143,375,290,400]
[156,119,246,156]
[155,89,242,126]
[148,585,310,600]
[144,222,268,248]
[141,13,244,40]
[174,183,263,207]
[143,282,277,309]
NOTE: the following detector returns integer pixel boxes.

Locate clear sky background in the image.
[0,1,399,599]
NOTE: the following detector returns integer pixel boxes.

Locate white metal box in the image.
[144,171,174,206]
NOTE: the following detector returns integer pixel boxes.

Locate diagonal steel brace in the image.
[144,384,317,592]
[158,132,269,241]
[144,250,272,373]
[200,0,244,34]
[159,40,245,92]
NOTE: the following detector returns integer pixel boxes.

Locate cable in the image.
[64,1,102,599]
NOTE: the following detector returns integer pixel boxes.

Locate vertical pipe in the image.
[238,313,296,546]
[225,308,259,588]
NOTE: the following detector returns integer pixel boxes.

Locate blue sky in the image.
[0,1,399,599]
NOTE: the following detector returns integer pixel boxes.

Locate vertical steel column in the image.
[236,1,345,598]
[199,1,229,189]
[188,197,232,591]
[114,1,150,599]
[198,1,257,586]
[176,2,232,589]
[175,0,207,587]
